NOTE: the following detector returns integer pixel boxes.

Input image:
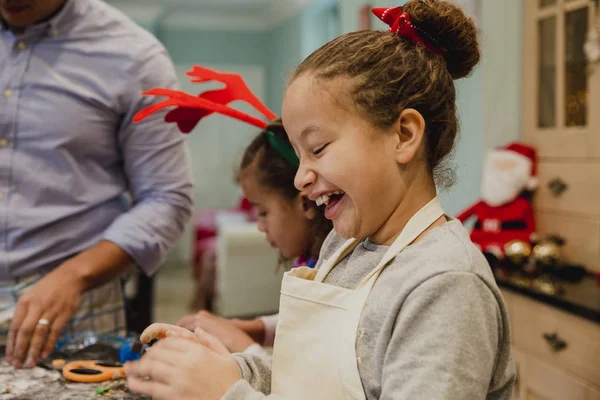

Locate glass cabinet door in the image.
[522,0,599,158]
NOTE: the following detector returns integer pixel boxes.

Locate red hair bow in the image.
[133,66,277,133]
[371,6,443,55]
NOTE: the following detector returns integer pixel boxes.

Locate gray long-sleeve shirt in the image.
[225,220,515,400]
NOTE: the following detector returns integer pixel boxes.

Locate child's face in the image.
[282,74,410,240]
[239,169,314,259]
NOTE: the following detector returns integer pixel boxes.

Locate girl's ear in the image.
[300,195,317,220]
[393,108,426,164]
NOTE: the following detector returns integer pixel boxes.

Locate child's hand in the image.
[177,311,257,353]
[125,330,241,400]
[140,323,199,343]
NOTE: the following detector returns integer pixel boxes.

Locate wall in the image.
[481,0,523,150]
[267,0,339,113]
[158,27,270,68]
[267,13,305,114]
[443,68,484,215]
[338,0,368,34]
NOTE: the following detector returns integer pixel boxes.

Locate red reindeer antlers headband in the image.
[133,66,299,166]
[372,6,444,55]
[133,66,277,132]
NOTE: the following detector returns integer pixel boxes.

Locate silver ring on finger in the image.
[37,318,51,326]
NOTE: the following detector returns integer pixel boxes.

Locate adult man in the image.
[0,0,193,369]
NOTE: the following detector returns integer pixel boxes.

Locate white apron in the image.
[271,197,445,399]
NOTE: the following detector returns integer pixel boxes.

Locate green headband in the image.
[265,130,300,168]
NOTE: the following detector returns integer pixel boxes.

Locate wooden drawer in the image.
[511,294,600,387]
[515,351,597,400]
[535,211,600,272]
[535,162,600,216]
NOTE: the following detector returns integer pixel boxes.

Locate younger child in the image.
[125,2,515,399]
[178,121,331,354]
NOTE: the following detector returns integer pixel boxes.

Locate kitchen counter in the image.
[0,361,148,400]
[495,269,600,324]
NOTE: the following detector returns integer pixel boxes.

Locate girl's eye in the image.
[258,211,267,217]
[313,144,328,155]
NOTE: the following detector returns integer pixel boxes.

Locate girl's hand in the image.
[177,311,258,352]
[125,329,240,400]
[140,323,199,343]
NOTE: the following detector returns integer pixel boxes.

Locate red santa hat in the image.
[503,142,538,190]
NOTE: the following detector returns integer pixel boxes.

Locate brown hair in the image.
[292,0,480,187]
[238,121,332,259]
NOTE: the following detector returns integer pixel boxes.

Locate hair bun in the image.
[404,0,480,79]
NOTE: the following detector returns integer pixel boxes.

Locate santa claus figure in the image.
[457,142,538,258]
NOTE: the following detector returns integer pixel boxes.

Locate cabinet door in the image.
[517,352,590,400]
[534,210,600,272]
[511,293,600,386]
[588,385,600,400]
[522,0,599,159]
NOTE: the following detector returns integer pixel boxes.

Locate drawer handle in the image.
[543,332,568,352]
[548,178,568,197]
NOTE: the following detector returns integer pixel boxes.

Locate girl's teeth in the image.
[316,194,330,206]
[315,191,345,206]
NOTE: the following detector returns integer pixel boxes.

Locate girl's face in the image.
[239,169,314,259]
[282,74,423,241]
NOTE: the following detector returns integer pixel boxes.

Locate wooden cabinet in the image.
[522,0,600,273]
[518,3,600,394]
[515,350,598,400]
[503,290,600,400]
[510,292,600,385]
[523,0,600,158]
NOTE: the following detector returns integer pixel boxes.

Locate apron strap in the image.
[315,197,445,285]
[315,238,359,283]
[358,197,444,287]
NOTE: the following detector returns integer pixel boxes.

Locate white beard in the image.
[481,150,532,207]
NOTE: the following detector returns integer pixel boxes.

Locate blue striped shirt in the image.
[0,0,194,280]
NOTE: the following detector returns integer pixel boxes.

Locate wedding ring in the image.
[37,318,50,326]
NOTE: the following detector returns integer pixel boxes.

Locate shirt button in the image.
[3,89,13,99]
[0,139,8,148]
[17,41,27,50]
[0,192,4,201]
[49,28,59,37]
[357,356,362,364]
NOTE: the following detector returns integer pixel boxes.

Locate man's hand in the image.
[6,267,84,368]
[5,240,133,369]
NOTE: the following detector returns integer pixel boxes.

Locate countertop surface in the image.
[495,269,600,324]
[0,361,148,400]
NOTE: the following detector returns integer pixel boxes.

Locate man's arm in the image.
[102,44,194,276]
